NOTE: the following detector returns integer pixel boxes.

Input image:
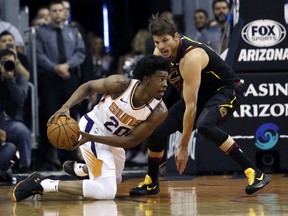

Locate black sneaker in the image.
[129,174,159,196]
[12,172,44,202]
[63,161,89,180]
[244,168,271,195]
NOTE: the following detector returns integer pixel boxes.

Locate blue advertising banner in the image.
[225,0,288,72]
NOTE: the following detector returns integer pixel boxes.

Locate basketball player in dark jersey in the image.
[130,13,271,196]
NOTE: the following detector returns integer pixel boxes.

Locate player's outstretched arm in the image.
[77,102,168,148]
[47,75,129,125]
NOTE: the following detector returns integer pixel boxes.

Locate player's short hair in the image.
[148,13,177,37]
[132,55,170,80]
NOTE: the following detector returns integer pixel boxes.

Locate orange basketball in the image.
[47,116,80,150]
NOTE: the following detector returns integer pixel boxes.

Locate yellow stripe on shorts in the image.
[84,149,103,177]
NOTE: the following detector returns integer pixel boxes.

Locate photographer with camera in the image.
[0,31,30,81]
[0,49,32,173]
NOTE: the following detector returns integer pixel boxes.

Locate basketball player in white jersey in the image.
[12,55,170,201]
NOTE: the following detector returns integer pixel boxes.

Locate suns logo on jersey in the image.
[109,102,143,127]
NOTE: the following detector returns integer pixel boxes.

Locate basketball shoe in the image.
[63,161,89,180]
[244,168,271,195]
[12,172,44,202]
[129,174,159,196]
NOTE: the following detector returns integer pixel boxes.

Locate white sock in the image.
[40,179,60,192]
[74,163,88,177]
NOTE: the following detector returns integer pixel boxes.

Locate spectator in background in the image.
[117,29,151,77]
[0,128,16,182]
[87,35,115,108]
[62,0,93,85]
[0,31,32,129]
[24,6,51,49]
[62,0,72,25]
[36,0,85,171]
[90,35,115,80]
[31,6,51,29]
[0,31,30,81]
[190,9,209,41]
[0,19,25,54]
[197,0,230,54]
[61,0,93,116]
[0,49,32,173]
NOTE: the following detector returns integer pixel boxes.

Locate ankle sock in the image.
[228,142,257,170]
[74,163,88,177]
[40,179,60,192]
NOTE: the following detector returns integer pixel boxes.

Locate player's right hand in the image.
[174,144,189,175]
[47,107,70,125]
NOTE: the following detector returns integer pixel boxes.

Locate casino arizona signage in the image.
[233,79,288,118]
[237,48,288,62]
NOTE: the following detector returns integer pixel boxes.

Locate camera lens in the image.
[3,60,15,71]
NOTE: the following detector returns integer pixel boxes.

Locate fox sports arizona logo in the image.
[241,19,286,47]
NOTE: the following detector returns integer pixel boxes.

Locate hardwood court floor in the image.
[0,173,287,216]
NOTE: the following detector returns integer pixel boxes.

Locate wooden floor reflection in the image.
[1,173,287,216]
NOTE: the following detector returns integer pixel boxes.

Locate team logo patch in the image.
[219,107,227,118]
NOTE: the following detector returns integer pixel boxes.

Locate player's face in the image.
[152,34,179,59]
[147,70,168,100]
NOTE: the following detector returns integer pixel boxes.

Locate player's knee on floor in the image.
[83,177,117,199]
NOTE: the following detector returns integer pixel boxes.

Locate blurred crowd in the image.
[0,0,234,181]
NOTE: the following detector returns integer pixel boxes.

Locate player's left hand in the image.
[77,131,90,146]
[174,144,189,174]
[69,131,90,150]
